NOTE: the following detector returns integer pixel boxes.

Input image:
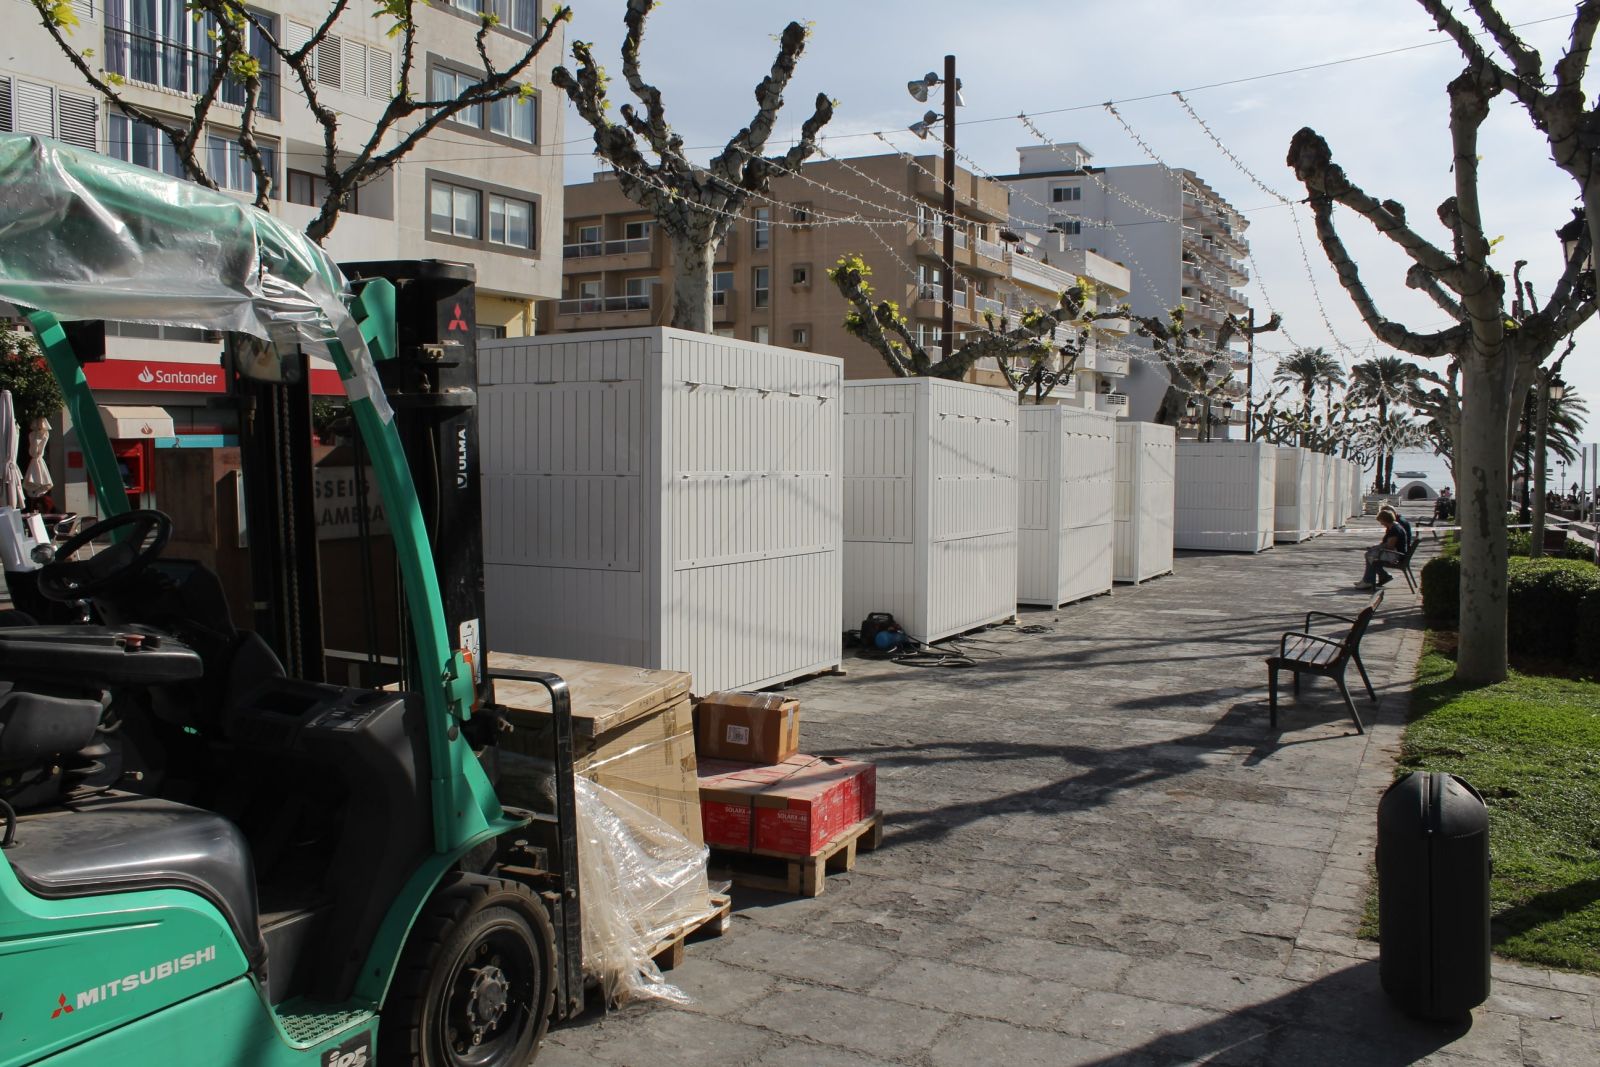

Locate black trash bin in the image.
[1377,771,1491,1021]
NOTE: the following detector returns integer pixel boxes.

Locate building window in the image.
[489,193,535,248]
[577,224,601,243]
[791,203,812,227]
[431,67,483,130]
[712,327,736,338]
[1,77,100,151]
[624,219,653,240]
[207,132,279,197]
[712,270,733,307]
[488,92,537,144]
[450,0,540,36]
[109,113,186,179]
[791,326,810,347]
[1055,220,1082,235]
[104,5,280,118]
[791,264,810,287]
[752,267,770,309]
[752,325,770,345]
[752,207,770,250]
[1051,185,1081,202]
[289,169,359,213]
[430,181,481,239]
[477,324,508,341]
[430,61,539,146]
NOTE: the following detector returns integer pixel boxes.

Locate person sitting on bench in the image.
[1360,507,1406,590]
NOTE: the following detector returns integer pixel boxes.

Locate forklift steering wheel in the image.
[36,509,172,602]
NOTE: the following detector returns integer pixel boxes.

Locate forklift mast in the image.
[341,261,488,702]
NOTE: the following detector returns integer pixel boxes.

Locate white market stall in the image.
[842,377,1018,643]
[480,328,843,693]
[1305,451,1328,534]
[1113,421,1175,583]
[1017,405,1116,607]
[1348,460,1364,520]
[1274,446,1317,543]
[1320,452,1343,530]
[1174,441,1276,553]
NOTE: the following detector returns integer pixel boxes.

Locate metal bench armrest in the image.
[1280,630,1345,660]
[1305,610,1359,630]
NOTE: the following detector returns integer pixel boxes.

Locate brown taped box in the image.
[491,655,703,847]
[694,691,801,764]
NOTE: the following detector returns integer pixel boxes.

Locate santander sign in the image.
[85,360,225,394]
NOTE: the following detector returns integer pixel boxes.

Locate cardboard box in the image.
[695,691,801,764]
[493,655,703,846]
[697,755,876,856]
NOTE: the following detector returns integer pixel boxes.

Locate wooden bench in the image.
[1266,591,1382,733]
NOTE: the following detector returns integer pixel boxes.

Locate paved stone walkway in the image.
[537,522,1600,1066]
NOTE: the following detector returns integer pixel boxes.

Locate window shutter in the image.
[287,20,316,81]
[72,0,94,21]
[57,91,98,150]
[366,46,392,100]
[315,35,342,90]
[0,78,12,133]
[13,81,55,139]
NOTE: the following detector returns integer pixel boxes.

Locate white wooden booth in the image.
[479,328,843,693]
[1113,421,1176,583]
[1348,460,1363,520]
[1274,446,1317,543]
[1017,405,1116,607]
[1305,451,1327,535]
[842,378,1018,643]
[1321,453,1342,530]
[1174,441,1277,553]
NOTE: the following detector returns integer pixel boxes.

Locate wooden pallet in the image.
[648,892,732,972]
[709,812,884,898]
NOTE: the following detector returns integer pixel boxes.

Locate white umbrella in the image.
[0,391,21,511]
[23,416,52,500]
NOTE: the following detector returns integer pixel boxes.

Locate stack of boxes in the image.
[694,693,877,858]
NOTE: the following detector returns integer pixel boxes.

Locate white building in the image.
[1000,143,1252,427]
[1,0,564,514]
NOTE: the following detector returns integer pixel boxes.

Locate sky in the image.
[551,0,1600,470]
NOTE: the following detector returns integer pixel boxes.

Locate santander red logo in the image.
[136,366,155,384]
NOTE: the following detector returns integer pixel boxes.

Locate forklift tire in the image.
[380,874,557,1067]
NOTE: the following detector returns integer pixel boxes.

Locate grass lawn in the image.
[1393,636,1600,974]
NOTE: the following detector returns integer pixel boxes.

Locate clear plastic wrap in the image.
[0,134,388,421]
[574,775,715,1006]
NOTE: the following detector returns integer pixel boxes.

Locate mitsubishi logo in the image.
[136,366,155,384]
[51,994,73,1019]
[446,304,470,332]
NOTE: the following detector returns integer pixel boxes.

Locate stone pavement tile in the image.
[1050,990,1276,1062]
[928,1018,1136,1067]
[1541,969,1600,1000]
[768,901,991,963]
[1519,1017,1600,1065]
[660,957,778,1019]
[961,935,1135,992]
[1117,957,1304,1019]
[756,1041,905,1067]
[864,956,1087,1028]
[1482,981,1596,1025]
[735,983,953,1061]
[696,923,898,993]
[543,1004,775,1067]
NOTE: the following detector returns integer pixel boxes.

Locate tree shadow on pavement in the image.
[1075,959,1469,1066]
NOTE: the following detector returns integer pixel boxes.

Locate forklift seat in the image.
[6,792,265,967]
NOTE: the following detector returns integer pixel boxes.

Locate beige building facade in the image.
[551,153,1131,400]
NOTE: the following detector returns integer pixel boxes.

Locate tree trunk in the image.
[1531,382,1551,558]
[1455,360,1512,685]
[669,233,716,333]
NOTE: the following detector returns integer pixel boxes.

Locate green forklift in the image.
[0,134,584,1065]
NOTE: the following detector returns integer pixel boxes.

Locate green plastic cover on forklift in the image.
[0,133,390,422]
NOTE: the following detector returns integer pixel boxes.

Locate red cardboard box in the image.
[699,755,878,856]
[754,756,872,855]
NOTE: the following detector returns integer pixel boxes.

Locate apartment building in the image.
[551,153,1131,400]
[999,143,1252,428]
[1,0,563,513]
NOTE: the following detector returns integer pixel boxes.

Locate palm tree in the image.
[1274,347,1346,447]
[1348,355,1422,493]
[1514,386,1589,516]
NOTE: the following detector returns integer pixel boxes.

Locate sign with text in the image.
[85,360,225,393]
[314,466,388,540]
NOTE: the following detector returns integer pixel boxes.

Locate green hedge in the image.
[1437,530,1595,562]
[1507,559,1600,660]
[1421,556,1459,625]
[1424,554,1600,662]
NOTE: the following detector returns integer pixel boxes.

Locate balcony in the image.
[713,288,736,323]
[553,291,655,330]
[974,294,1006,319]
[104,26,280,119]
[1095,392,1130,417]
[1098,350,1131,377]
[563,236,652,260]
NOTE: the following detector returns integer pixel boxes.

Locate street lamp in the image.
[1531,367,1568,556]
[1549,374,1567,403]
[1558,209,1589,269]
[905,57,963,360]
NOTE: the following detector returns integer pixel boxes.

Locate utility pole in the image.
[941,53,956,362]
[1244,307,1255,442]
